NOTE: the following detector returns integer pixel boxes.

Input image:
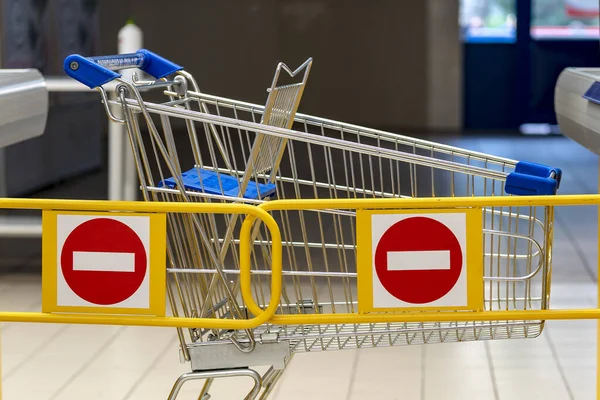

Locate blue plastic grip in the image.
[64,49,183,89]
[505,161,562,196]
[64,54,120,88]
[135,49,183,79]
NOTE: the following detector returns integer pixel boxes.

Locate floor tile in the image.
[494,367,572,400]
[53,327,179,400]
[273,351,357,400]
[424,366,495,400]
[2,325,124,399]
[346,346,421,400]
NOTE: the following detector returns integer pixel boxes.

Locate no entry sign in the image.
[357,209,483,312]
[61,218,148,305]
[42,211,166,316]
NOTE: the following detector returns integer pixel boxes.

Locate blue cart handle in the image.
[64,49,183,89]
[505,161,562,196]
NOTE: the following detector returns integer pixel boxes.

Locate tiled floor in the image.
[1,134,599,399]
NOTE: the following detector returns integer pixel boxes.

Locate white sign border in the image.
[56,214,151,309]
[370,212,468,309]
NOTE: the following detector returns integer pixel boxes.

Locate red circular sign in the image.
[61,218,147,305]
[374,217,462,304]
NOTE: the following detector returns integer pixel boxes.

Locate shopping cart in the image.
[65,50,563,399]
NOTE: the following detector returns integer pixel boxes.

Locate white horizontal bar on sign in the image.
[387,250,450,271]
[73,251,135,272]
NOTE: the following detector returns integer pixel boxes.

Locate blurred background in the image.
[1,0,599,198]
[1,1,600,399]
[461,0,600,133]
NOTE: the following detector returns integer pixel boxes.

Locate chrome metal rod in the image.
[167,368,262,400]
[278,321,543,341]
[0,216,42,238]
[167,267,541,282]
[180,91,517,166]
[167,268,356,278]
[114,98,509,180]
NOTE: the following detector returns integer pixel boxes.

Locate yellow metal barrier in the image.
[245,194,600,326]
[0,198,283,330]
[1,194,600,327]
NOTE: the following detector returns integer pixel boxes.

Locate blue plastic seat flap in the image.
[159,168,277,200]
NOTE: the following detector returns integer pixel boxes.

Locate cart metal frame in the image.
[51,49,569,398]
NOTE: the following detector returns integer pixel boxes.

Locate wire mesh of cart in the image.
[65,50,563,398]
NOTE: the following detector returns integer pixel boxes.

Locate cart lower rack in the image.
[63,50,563,399]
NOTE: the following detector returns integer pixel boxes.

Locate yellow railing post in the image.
[597,164,600,400]
[1,325,3,400]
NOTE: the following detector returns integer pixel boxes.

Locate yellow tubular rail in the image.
[257,194,600,211]
[0,198,282,330]
[1,194,600,328]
